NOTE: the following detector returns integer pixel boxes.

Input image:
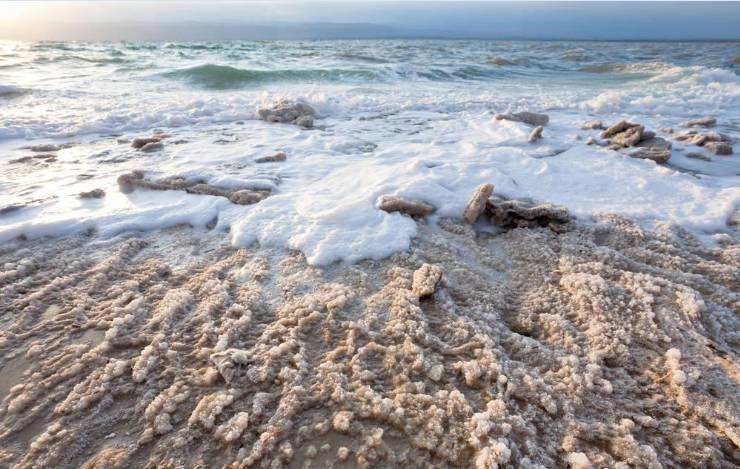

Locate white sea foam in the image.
[0,40,738,264]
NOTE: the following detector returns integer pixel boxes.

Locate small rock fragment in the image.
[411,263,443,299]
[462,183,494,224]
[528,125,544,143]
[495,111,549,127]
[254,152,287,163]
[581,120,605,130]
[610,125,643,147]
[378,195,435,218]
[79,189,106,199]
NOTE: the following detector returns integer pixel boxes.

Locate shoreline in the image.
[0,214,737,467]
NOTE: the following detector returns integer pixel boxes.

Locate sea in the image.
[0,39,738,264]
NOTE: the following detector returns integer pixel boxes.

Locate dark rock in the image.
[705,142,733,155]
[486,195,572,232]
[255,152,287,164]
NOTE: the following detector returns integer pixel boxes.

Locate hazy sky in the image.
[1,1,739,41]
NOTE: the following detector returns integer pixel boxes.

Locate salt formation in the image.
[377,195,435,218]
[257,99,316,128]
[599,120,672,163]
[675,129,733,155]
[116,171,270,206]
[683,116,716,128]
[528,125,544,143]
[487,195,572,231]
[0,213,737,468]
[462,183,494,224]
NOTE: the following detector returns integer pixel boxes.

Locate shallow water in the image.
[0,39,738,263]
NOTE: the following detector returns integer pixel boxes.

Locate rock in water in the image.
[254,152,287,163]
[79,189,106,199]
[601,120,639,139]
[131,135,166,149]
[629,137,672,163]
[528,125,544,143]
[462,183,494,224]
[494,111,549,127]
[378,195,435,218]
[705,142,733,155]
[411,264,443,299]
[686,152,711,161]
[610,125,644,148]
[258,99,316,128]
[683,116,716,128]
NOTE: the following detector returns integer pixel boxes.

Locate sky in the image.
[0,1,739,41]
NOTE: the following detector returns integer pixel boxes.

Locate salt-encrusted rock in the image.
[79,189,106,199]
[117,171,270,205]
[705,141,733,155]
[258,99,316,128]
[528,125,544,143]
[660,127,674,134]
[628,137,672,163]
[487,195,572,231]
[25,143,74,152]
[229,190,267,205]
[581,120,605,130]
[610,125,644,148]
[255,152,287,163]
[495,111,549,127]
[378,195,435,218]
[140,142,164,153]
[411,263,443,299]
[462,183,494,224]
[601,120,639,139]
[684,116,716,128]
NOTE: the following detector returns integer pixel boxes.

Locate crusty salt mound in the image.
[0,215,737,468]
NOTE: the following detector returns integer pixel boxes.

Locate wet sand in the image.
[0,215,738,468]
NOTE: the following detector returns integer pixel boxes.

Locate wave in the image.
[162,64,384,89]
[578,61,676,74]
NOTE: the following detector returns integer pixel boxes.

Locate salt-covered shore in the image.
[0,207,737,468]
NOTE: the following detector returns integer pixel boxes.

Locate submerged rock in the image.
[411,264,443,299]
[705,141,733,155]
[495,111,549,127]
[79,189,106,199]
[528,125,544,143]
[686,152,711,162]
[487,195,572,232]
[683,116,716,128]
[229,190,268,206]
[378,195,435,218]
[140,142,164,153]
[462,183,494,224]
[258,99,316,128]
[255,152,287,164]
